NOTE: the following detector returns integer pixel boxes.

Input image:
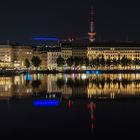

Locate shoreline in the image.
[0,69,140,75]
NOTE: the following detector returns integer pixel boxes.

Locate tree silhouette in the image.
[24,59,30,69]
[67,78,74,88]
[56,56,65,68]
[94,56,100,69]
[25,80,30,86]
[133,58,140,69]
[100,55,105,69]
[56,78,65,89]
[106,57,111,70]
[66,57,74,69]
[73,56,80,67]
[31,56,42,70]
[83,57,90,67]
[31,79,42,89]
[121,56,127,69]
[112,58,118,69]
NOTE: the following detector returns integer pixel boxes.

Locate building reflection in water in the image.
[1,73,139,131]
[0,77,13,99]
[0,73,140,100]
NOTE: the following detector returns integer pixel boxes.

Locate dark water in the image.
[0,74,140,139]
[0,99,140,139]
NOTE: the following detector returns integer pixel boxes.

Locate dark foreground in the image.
[0,98,140,140]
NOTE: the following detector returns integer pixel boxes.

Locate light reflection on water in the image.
[0,73,140,100]
[0,74,140,138]
[33,99,59,107]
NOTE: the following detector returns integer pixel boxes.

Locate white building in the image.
[46,47,61,70]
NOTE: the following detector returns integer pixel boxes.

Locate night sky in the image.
[0,0,140,44]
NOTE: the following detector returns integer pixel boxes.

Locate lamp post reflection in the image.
[67,99,74,108]
[88,100,96,130]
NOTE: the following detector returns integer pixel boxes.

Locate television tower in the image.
[88,7,96,42]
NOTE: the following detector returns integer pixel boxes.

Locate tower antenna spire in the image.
[88,6,96,42]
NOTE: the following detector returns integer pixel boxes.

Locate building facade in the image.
[0,45,14,68]
[72,45,87,58]
[0,44,61,70]
[1,42,140,70]
[61,43,72,60]
[87,42,140,69]
[13,45,33,68]
[46,47,61,70]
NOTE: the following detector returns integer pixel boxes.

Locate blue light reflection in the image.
[86,70,90,74]
[86,70,101,75]
[25,73,32,81]
[95,70,99,75]
[34,99,59,107]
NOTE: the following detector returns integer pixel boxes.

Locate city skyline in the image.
[0,0,140,44]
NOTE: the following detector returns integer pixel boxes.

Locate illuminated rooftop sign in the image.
[34,99,59,107]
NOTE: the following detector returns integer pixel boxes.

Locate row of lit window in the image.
[88,51,140,54]
[88,48,140,50]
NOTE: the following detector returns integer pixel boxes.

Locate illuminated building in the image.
[61,43,72,60]
[60,41,140,70]
[46,47,61,70]
[32,47,48,69]
[87,42,140,70]
[0,44,61,70]
[13,45,33,68]
[72,45,87,58]
[0,44,32,69]
[1,41,140,70]
[0,45,14,68]
[0,45,14,62]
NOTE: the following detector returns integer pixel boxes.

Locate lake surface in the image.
[0,73,140,139]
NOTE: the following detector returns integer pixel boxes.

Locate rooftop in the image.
[89,42,140,47]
